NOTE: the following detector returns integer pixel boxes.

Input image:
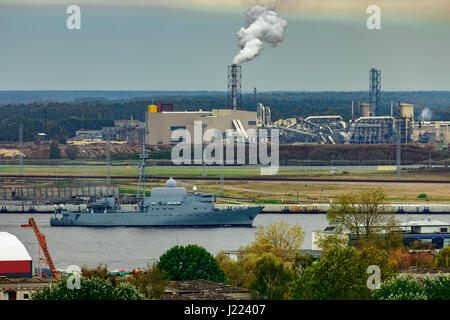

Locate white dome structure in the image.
[0,232,32,278]
[165,177,177,188]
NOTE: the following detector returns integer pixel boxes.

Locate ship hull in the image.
[50,206,262,227]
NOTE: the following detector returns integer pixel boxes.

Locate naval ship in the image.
[50,177,262,227]
[51,127,262,227]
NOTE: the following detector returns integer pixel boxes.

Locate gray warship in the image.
[50,131,262,227]
[50,177,262,227]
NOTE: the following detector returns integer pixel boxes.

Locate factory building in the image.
[146,106,257,146]
[257,103,271,127]
[348,116,396,144]
[347,102,414,144]
[70,120,145,144]
[413,121,450,144]
[0,232,32,279]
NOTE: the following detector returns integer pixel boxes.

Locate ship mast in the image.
[137,124,148,210]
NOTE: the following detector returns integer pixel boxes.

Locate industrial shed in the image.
[0,232,32,278]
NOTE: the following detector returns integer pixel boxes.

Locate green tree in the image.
[215,251,259,289]
[292,252,315,275]
[32,276,144,300]
[127,263,168,299]
[157,244,226,283]
[435,246,450,268]
[326,188,398,242]
[48,140,60,159]
[65,144,79,160]
[290,246,395,300]
[250,253,294,300]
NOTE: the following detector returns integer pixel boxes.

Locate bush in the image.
[66,144,79,159]
[49,140,60,159]
[32,276,144,300]
[113,281,147,300]
[249,253,294,300]
[422,275,450,300]
[389,248,412,271]
[411,252,435,268]
[373,274,450,300]
[127,263,168,299]
[435,247,450,268]
[372,275,427,300]
[410,240,436,250]
[81,264,117,285]
[157,244,226,283]
[290,246,396,300]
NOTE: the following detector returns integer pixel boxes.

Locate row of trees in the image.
[0,115,113,142]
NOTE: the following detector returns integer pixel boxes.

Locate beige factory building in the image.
[413,121,450,144]
[145,105,257,145]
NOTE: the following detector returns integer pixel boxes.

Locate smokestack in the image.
[228,64,241,110]
[232,64,237,110]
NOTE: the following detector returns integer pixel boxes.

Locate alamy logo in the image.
[171,121,279,175]
[66,265,81,290]
[366,265,381,290]
[66,5,81,30]
[367,5,381,30]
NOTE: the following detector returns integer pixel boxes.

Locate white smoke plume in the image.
[233,5,287,65]
[421,107,432,120]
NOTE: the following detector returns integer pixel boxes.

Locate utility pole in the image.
[396,123,401,181]
[202,142,207,178]
[106,130,111,194]
[219,163,224,196]
[19,123,23,177]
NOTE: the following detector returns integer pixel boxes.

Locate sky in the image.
[0,0,449,91]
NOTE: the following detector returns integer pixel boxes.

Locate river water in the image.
[1,213,449,270]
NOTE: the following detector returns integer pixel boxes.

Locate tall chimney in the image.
[228,64,241,110]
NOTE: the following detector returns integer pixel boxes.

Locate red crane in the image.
[21,218,60,279]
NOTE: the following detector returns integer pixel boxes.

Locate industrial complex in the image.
[135,67,449,147]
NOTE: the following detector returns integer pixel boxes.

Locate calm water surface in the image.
[1,213,449,270]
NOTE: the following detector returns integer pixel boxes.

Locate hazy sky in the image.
[0,1,449,91]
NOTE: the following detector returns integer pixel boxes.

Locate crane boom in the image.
[21,218,60,278]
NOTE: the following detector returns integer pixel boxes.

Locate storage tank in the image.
[0,232,32,278]
[358,102,371,118]
[398,103,414,118]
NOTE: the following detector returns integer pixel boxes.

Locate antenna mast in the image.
[137,125,148,210]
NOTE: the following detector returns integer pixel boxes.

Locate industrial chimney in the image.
[228,64,242,110]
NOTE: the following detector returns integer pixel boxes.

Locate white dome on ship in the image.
[165,177,177,188]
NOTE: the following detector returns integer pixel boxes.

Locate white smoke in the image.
[421,107,432,120]
[233,6,287,65]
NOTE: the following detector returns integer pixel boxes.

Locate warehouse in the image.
[146,105,257,146]
[0,232,32,279]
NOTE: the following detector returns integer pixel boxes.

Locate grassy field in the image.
[111,179,450,204]
[1,165,450,181]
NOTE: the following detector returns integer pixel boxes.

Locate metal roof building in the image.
[0,232,32,278]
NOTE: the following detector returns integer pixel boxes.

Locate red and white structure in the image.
[0,232,32,278]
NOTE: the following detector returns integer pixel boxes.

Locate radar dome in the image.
[166,177,177,188]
